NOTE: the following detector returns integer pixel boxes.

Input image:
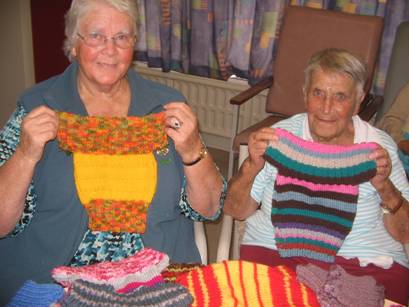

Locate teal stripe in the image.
[272,207,353,227]
[276,237,339,251]
[278,249,335,263]
[266,146,376,178]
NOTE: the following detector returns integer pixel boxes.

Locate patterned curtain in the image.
[135,0,409,93]
[135,0,234,80]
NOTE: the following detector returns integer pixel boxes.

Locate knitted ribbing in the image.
[56,112,167,233]
[57,111,167,154]
[318,265,385,307]
[52,248,169,291]
[175,260,320,306]
[7,280,64,307]
[59,280,193,307]
[266,128,377,263]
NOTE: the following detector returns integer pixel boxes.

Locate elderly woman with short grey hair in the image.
[224,48,409,304]
[0,0,225,303]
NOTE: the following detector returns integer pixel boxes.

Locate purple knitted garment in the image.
[296,264,384,307]
[265,128,377,262]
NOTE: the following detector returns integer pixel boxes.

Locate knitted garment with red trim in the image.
[175,260,320,306]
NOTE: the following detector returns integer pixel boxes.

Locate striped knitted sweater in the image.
[265,128,377,263]
[176,260,319,306]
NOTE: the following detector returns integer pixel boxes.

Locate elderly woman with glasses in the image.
[0,0,225,303]
[224,48,409,305]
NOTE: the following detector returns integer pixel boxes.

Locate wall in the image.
[31,0,71,82]
[0,0,35,127]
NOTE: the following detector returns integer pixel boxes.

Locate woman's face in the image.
[71,4,135,90]
[304,68,363,145]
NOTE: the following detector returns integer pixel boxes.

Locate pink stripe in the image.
[116,275,164,293]
[275,128,378,154]
[278,229,342,246]
[276,175,359,195]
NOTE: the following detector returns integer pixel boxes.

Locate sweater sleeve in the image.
[0,104,37,237]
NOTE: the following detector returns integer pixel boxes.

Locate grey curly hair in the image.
[63,0,138,61]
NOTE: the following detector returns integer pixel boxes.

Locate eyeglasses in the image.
[77,32,135,49]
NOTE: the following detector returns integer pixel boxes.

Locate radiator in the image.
[133,64,269,151]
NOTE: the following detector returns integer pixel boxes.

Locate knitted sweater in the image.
[57,111,168,233]
[265,128,377,263]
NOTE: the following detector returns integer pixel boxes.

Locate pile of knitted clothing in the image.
[51,248,193,306]
[8,248,194,307]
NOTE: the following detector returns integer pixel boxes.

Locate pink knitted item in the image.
[116,275,164,294]
[52,248,169,291]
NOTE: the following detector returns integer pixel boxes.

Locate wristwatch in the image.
[380,191,404,214]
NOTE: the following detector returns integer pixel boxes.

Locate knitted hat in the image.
[59,280,193,307]
[7,280,64,307]
[57,111,168,233]
[175,260,320,306]
[265,128,377,263]
[52,248,169,292]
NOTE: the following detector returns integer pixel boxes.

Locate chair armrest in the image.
[398,139,409,155]
[230,76,273,106]
[216,214,234,262]
[358,94,383,122]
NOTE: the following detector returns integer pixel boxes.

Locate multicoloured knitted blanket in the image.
[175,260,320,306]
[265,128,378,263]
[57,111,168,233]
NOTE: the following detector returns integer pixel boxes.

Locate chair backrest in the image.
[266,6,383,116]
[375,21,409,123]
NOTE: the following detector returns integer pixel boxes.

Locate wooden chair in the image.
[218,5,384,261]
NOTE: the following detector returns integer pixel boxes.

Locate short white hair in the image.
[63,0,138,61]
[304,48,368,99]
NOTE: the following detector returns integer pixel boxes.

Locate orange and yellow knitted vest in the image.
[57,111,168,233]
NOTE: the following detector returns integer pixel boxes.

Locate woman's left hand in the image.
[369,145,392,191]
[163,102,202,163]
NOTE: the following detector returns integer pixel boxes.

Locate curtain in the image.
[134,0,409,93]
[135,0,234,80]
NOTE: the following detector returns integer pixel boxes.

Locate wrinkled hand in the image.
[247,127,278,171]
[163,102,202,163]
[369,144,392,191]
[18,105,58,164]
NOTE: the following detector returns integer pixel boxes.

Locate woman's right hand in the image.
[17,106,58,164]
[247,127,278,172]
